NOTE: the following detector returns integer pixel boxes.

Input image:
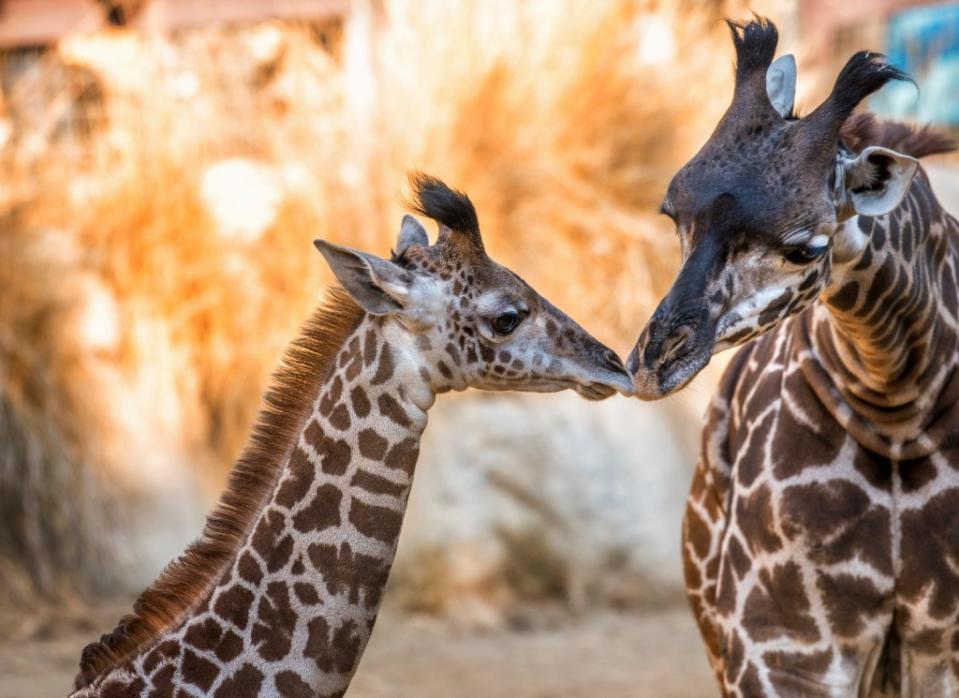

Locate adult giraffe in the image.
[628,18,959,698]
[71,173,633,697]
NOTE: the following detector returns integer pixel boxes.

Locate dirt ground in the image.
[0,604,714,698]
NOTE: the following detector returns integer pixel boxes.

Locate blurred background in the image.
[0,1,957,696]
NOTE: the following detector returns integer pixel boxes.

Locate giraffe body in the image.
[627,18,959,697]
[71,174,632,697]
[686,173,959,697]
[688,303,959,697]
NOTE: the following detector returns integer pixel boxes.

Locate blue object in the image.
[872,3,959,125]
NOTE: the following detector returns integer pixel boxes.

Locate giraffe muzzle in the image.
[579,349,635,399]
[627,312,715,400]
[537,301,635,398]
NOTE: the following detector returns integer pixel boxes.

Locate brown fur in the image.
[74,288,364,689]
[841,112,956,159]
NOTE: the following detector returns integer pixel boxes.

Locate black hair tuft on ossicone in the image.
[726,17,779,82]
[406,171,480,235]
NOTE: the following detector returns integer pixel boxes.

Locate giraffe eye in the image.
[491,312,523,336]
[783,244,828,265]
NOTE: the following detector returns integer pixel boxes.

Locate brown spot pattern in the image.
[308,542,390,608]
[292,484,343,533]
[213,585,255,629]
[357,428,388,460]
[305,617,363,676]
[377,393,411,427]
[276,670,314,697]
[252,581,297,661]
[181,648,218,692]
[384,438,418,474]
[213,664,264,698]
[349,498,404,543]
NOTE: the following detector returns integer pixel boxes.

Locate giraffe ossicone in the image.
[629,16,959,697]
[70,172,632,697]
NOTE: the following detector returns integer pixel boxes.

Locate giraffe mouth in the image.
[575,382,619,401]
[480,373,632,400]
[570,361,636,400]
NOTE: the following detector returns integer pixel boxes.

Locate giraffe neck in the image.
[807,169,959,454]
[139,313,433,697]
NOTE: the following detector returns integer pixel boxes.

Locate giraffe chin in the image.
[547,375,634,400]
[574,382,618,401]
[478,373,633,400]
[576,370,637,399]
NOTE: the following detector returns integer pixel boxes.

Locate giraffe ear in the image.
[766,54,796,118]
[314,240,413,315]
[844,146,919,217]
[396,214,429,255]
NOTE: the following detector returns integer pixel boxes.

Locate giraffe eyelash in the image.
[779,222,815,247]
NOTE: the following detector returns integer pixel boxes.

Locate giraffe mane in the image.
[841,112,956,159]
[74,286,364,689]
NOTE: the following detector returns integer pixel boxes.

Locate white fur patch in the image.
[715,282,794,345]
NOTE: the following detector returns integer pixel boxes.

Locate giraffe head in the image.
[628,17,920,399]
[315,174,633,400]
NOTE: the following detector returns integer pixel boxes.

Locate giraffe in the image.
[627,18,959,698]
[70,173,633,698]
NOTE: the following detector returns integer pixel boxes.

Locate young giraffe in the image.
[71,174,633,698]
[628,19,959,698]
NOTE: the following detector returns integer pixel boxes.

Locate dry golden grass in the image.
[0,0,769,599]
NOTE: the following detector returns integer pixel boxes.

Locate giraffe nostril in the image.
[660,326,693,365]
[602,349,625,373]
